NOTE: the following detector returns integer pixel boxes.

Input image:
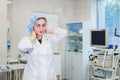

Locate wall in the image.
[0,0,7,65]
[82,0,97,80]
[6,0,91,79]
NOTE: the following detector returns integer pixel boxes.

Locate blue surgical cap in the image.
[27,13,46,33]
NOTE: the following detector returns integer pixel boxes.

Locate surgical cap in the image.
[27,13,46,33]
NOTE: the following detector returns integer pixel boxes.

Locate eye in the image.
[36,24,41,27]
[42,24,46,27]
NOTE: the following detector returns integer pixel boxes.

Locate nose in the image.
[39,26,43,30]
[39,26,44,33]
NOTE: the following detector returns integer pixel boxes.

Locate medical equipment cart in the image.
[89,49,120,80]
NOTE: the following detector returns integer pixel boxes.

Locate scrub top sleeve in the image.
[49,27,68,45]
[18,37,33,53]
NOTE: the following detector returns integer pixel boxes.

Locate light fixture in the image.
[7,0,12,4]
[107,0,112,3]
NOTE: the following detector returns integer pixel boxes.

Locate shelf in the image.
[68,32,82,36]
[91,76,119,80]
[67,23,83,55]
[67,34,82,36]
[67,35,82,37]
[68,41,82,43]
[93,65,113,71]
[90,50,120,80]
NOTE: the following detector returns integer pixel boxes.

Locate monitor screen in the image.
[90,29,108,48]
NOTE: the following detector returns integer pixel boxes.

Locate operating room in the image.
[0,0,120,80]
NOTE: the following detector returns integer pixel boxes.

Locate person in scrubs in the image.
[18,13,67,80]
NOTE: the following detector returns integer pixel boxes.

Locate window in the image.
[97,0,120,48]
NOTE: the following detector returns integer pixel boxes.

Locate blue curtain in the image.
[97,0,120,48]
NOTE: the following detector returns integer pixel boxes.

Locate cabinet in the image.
[89,49,120,80]
[66,22,83,53]
[67,34,82,52]
[66,52,82,80]
[66,22,83,80]
[53,53,61,80]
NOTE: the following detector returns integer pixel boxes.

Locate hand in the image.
[29,31,36,42]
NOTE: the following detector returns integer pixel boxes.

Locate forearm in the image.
[18,37,33,53]
[46,28,56,34]
[46,27,68,35]
[54,27,68,35]
[47,27,68,46]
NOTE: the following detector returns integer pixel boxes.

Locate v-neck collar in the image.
[38,39,42,44]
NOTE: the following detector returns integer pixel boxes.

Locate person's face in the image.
[33,18,46,36]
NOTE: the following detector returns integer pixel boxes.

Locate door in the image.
[72,53,82,80]
[66,52,82,80]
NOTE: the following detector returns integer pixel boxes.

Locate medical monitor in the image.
[90,29,108,48]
